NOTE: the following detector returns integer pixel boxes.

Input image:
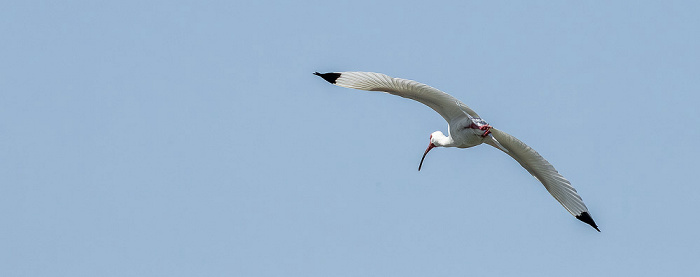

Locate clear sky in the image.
[2,1,699,276]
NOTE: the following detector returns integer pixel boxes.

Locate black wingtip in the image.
[576,212,601,232]
[313,72,341,84]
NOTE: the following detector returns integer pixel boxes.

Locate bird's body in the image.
[439,117,491,148]
[314,71,600,232]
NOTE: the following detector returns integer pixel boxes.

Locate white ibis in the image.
[314,71,600,232]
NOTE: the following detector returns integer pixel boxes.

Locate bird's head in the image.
[429,131,447,145]
[419,131,446,171]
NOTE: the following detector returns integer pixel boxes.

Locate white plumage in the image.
[315,71,599,231]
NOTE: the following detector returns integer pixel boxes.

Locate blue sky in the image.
[2,1,699,276]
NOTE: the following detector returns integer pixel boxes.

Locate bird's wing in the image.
[485,127,600,231]
[314,72,480,123]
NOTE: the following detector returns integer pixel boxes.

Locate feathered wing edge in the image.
[314,71,480,122]
[485,128,600,232]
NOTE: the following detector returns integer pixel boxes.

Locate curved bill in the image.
[418,143,436,171]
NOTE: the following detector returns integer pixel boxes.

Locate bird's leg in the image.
[469,123,492,137]
[480,125,492,137]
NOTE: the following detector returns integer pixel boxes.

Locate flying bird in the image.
[314,71,600,232]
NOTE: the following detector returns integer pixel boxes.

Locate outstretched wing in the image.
[486,128,600,231]
[314,71,480,123]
